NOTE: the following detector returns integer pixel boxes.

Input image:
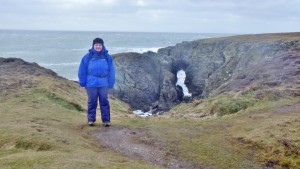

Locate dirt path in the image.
[90,103,300,169]
[91,127,195,169]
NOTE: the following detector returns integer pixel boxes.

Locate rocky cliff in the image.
[112,33,300,112]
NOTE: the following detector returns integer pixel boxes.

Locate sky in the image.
[0,0,299,34]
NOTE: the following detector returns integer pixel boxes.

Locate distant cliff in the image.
[112,33,300,112]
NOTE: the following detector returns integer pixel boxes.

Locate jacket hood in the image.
[89,46,108,56]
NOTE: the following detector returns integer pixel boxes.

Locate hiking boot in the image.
[103,122,110,127]
[88,122,95,126]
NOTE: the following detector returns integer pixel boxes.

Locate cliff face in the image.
[112,33,300,112]
[112,52,162,111]
[210,47,300,97]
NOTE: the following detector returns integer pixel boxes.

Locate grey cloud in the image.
[0,0,299,33]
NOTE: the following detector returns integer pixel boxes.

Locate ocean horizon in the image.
[0,29,232,80]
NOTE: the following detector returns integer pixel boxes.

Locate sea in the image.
[0,30,231,80]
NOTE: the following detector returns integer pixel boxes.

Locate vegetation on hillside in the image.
[1,36,300,168]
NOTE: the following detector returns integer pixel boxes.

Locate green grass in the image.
[45,91,85,112]
[205,93,256,116]
[0,88,158,169]
[1,77,299,168]
[132,94,300,168]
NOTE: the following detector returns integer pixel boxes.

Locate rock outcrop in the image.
[211,47,300,98]
[112,33,300,112]
[0,58,61,95]
[112,52,162,111]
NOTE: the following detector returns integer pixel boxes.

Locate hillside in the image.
[112,32,300,112]
[1,32,300,169]
[0,58,142,169]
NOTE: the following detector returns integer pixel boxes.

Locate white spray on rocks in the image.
[133,69,192,117]
[176,70,192,97]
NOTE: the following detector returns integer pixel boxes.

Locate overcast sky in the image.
[1,0,299,34]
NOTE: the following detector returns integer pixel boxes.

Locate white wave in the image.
[133,110,152,118]
[110,47,161,54]
[70,47,90,52]
[40,62,79,66]
[131,47,160,53]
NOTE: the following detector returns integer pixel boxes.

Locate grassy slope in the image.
[164,95,300,168]
[0,75,156,169]
[1,85,299,168]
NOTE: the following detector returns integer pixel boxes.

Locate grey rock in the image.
[112,52,161,111]
[111,33,300,111]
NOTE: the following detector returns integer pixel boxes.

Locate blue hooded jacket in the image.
[78,46,115,88]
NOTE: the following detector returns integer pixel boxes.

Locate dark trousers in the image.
[86,87,110,123]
